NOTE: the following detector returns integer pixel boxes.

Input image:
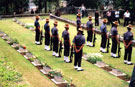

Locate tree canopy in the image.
[0,0,29,15]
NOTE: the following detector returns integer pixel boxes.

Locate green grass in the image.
[0,38,56,87]
[0,54,26,87]
[0,18,131,87]
[61,14,135,36]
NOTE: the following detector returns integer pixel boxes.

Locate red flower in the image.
[23,46,26,49]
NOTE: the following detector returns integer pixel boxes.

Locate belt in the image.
[52,35,58,37]
[45,31,50,33]
[87,29,93,31]
[76,46,81,48]
[64,40,69,41]
[112,35,117,38]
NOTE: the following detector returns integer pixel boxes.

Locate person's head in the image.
[78,28,83,35]
[127,24,132,31]
[96,10,98,13]
[113,21,119,27]
[116,9,118,11]
[126,10,129,13]
[65,24,69,30]
[88,16,92,21]
[77,13,81,18]
[103,19,107,25]
[53,21,58,27]
[46,18,49,23]
[36,15,40,20]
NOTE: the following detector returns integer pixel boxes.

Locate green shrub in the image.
[87,57,102,64]
[86,53,103,64]
[0,57,26,87]
[48,71,62,78]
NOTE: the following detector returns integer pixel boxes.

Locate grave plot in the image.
[0,30,75,87]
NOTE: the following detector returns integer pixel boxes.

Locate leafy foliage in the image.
[0,0,29,15]
[0,56,26,87]
[86,53,103,64]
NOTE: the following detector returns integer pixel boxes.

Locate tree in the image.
[33,0,60,13]
[0,0,29,15]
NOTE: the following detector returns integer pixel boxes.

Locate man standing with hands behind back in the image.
[123,24,134,65]
[73,27,85,71]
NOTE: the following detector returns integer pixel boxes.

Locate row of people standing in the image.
[34,15,85,71]
[106,9,132,27]
[76,13,134,65]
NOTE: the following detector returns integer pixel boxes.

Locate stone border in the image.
[82,54,131,83]
[0,30,75,87]
[49,14,135,47]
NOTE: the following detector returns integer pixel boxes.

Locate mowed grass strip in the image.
[0,18,129,87]
[0,38,56,87]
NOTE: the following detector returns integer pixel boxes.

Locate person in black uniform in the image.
[76,14,81,31]
[44,18,51,51]
[111,21,119,58]
[86,16,94,46]
[129,66,135,87]
[95,10,99,26]
[73,28,85,71]
[100,19,108,53]
[123,24,134,65]
[34,15,40,45]
[62,24,71,63]
[51,21,59,57]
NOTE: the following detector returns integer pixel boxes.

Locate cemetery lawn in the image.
[61,14,135,36]
[0,17,134,87]
[0,37,56,87]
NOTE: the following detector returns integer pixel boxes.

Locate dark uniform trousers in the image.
[53,37,58,53]
[124,44,132,61]
[74,48,82,67]
[89,30,93,42]
[101,34,107,49]
[111,37,117,54]
[95,18,99,26]
[64,41,70,56]
[35,29,40,42]
[45,32,50,45]
[124,17,130,26]
[129,66,135,87]
[77,25,80,31]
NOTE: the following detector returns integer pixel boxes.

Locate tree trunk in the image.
[44,0,47,13]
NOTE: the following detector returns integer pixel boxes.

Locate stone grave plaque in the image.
[40,66,52,74]
[95,61,107,67]
[2,35,10,40]
[24,53,35,59]
[0,32,5,37]
[17,47,28,54]
[54,76,64,82]
[11,43,19,48]
[110,69,126,76]
[32,59,42,66]
[51,77,67,84]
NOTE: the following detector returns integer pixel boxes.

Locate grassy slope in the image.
[61,14,135,36]
[0,18,130,87]
[0,38,56,87]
